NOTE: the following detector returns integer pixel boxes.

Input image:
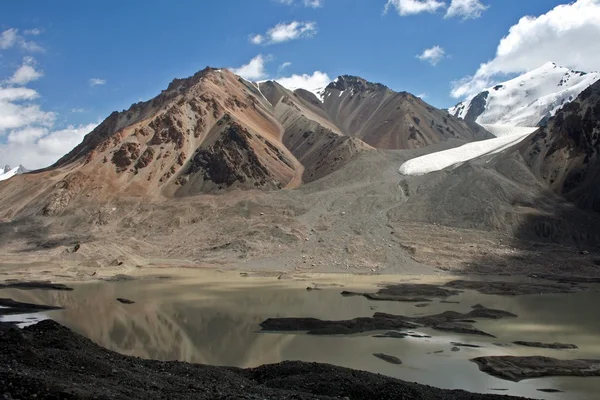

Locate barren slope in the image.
[520,79,600,212]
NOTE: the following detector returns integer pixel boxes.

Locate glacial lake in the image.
[2,271,600,400]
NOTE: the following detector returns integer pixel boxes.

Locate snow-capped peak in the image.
[0,165,29,182]
[449,62,600,127]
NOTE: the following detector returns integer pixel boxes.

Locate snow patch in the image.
[0,165,27,182]
[399,125,538,176]
[450,62,600,127]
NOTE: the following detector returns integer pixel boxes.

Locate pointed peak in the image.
[326,75,388,93]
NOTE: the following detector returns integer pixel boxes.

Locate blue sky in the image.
[2,0,600,168]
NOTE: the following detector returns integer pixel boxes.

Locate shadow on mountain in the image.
[390,144,600,277]
[0,216,90,253]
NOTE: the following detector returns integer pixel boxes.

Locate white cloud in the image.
[384,0,445,16]
[278,62,292,72]
[251,21,317,45]
[445,0,487,20]
[417,45,446,66]
[0,123,97,169]
[451,0,600,98]
[89,78,106,87]
[7,57,43,85]
[303,0,323,8]
[0,28,43,52]
[230,55,269,80]
[417,93,428,99]
[70,108,86,113]
[0,87,39,102]
[277,0,323,7]
[276,71,331,92]
[0,81,54,133]
[250,34,265,45]
[24,28,42,36]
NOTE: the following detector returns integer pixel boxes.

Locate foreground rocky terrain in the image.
[0,320,528,400]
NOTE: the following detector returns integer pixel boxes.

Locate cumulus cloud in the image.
[384,0,488,18]
[0,28,43,52]
[384,0,445,16]
[417,45,446,66]
[7,57,43,85]
[0,33,96,170]
[451,0,600,98]
[0,123,97,169]
[89,78,106,87]
[276,71,331,93]
[230,55,269,80]
[231,55,329,96]
[445,0,488,19]
[0,88,55,132]
[250,21,317,45]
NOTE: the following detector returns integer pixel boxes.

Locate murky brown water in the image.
[2,272,600,400]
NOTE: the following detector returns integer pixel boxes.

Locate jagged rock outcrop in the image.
[521,80,600,212]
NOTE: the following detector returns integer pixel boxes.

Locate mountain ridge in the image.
[449,62,600,127]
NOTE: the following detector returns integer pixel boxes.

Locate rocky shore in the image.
[0,320,529,400]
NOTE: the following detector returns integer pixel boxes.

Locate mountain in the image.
[521,79,600,212]
[0,165,28,182]
[0,68,490,217]
[288,75,492,149]
[449,62,600,127]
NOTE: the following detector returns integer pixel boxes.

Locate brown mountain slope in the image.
[520,80,600,212]
[0,69,491,219]
[258,81,372,183]
[315,76,492,149]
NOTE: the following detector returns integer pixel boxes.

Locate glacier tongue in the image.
[399,125,538,176]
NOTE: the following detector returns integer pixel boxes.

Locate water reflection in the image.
[2,275,600,400]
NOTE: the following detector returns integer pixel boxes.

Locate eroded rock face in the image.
[522,80,600,212]
[112,142,141,172]
[184,122,289,191]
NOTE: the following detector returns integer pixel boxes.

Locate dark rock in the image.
[260,316,418,335]
[261,305,514,337]
[373,331,408,339]
[537,389,563,393]
[0,281,73,291]
[0,298,63,315]
[116,298,135,305]
[471,356,600,382]
[102,274,135,282]
[433,322,496,338]
[373,353,402,365]
[0,320,529,400]
[451,343,482,348]
[444,280,581,295]
[530,274,600,283]
[66,243,81,253]
[414,303,430,308]
[451,347,461,352]
[342,283,460,303]
[513,341,578,350]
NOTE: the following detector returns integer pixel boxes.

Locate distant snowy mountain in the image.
[0,165,29,182]
[449,62,600,127]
